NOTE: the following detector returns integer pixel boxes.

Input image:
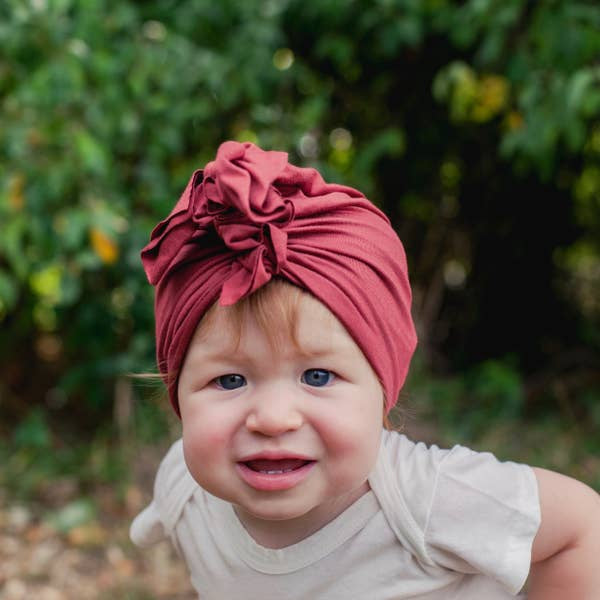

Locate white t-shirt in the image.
[131,430,541,599]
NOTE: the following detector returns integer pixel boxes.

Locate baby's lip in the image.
[236,456,316,490]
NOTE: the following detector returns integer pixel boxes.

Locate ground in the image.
[0,440,196,600]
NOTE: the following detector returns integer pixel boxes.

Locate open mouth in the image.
[243,458,314,475]
[236,458,316,491]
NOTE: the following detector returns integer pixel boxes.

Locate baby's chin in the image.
[234,494,338,530]
[234,496,318,523]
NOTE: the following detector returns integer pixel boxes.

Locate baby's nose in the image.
[245,388,303,436]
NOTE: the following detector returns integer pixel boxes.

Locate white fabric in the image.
[130,430,541,599]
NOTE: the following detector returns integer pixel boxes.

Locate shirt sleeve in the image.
[129,439,198,548]
[423,444,541,594]
[130,501,167,547]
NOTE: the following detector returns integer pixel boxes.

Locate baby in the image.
[131,141,600,599]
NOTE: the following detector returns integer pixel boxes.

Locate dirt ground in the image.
[0,444,196,600]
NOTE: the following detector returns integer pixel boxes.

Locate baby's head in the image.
[141,140,417,532]
[142,140,416,418]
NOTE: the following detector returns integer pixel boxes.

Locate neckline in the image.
[211,489,380,574]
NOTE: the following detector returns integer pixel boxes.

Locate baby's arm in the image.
[528,467,600,599]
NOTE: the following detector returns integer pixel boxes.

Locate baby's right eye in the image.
[214,374,246,390]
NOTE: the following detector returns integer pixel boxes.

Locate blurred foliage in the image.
[0,387,173,501]
[405,353,600,490]
[1,407,126,499]
[1,0,599,466]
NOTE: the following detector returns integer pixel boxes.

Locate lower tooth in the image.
[261,469,293,474]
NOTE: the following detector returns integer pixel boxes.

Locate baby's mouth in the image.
[237,457,317,490]
[243,458,314,475]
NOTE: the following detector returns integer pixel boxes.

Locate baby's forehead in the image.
[194,291,355,358]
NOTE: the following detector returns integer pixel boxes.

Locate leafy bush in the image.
[1,0,599,433]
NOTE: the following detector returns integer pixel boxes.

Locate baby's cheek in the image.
[321,406,380,448]
[319,418,380,475]
[182,422,228,473]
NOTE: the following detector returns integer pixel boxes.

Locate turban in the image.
[141,141,416,415]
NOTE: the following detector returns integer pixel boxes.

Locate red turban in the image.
[141,141,416,414]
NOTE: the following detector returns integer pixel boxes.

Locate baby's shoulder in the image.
[380,428,518,476]
[380,429,451,470]
[377,429,537,522]
[373,430,456,535]
[375,431,540,595]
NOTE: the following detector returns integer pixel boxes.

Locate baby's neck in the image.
[234,481,371,549]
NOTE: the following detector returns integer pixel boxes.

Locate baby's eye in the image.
[301,369,334,387]
[214,374,246,390]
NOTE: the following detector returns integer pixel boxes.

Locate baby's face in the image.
[177,292,383,542]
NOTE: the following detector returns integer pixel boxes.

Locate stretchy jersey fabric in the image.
[131,430,540,599]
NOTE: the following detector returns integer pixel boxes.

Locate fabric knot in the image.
[218,220,289,305]
[262,222,288,273]
[184,144,295,303]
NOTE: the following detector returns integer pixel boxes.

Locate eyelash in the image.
[213,369,336,390]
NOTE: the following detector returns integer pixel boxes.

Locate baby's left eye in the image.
[301,369,335,387]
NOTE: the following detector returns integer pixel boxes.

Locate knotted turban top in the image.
[141,141,416,415]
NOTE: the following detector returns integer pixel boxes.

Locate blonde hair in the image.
[195,278,306,357]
